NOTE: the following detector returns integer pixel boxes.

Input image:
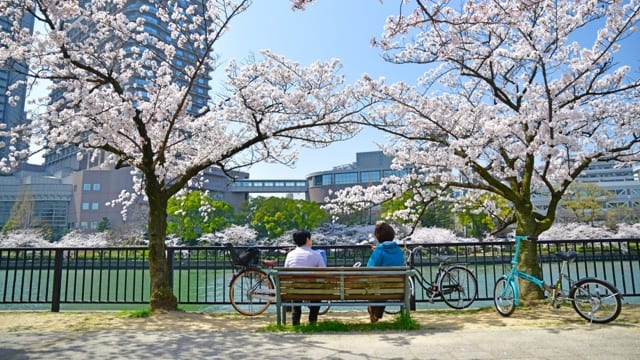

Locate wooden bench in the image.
[270,266,414,325]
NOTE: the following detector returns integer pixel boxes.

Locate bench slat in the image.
[273,266,414,325]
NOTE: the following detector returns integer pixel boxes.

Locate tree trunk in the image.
[147,192,178,311]
[516,213,545,302]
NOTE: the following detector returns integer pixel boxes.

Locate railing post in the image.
[167,247,174,288]
[51,249,64,312]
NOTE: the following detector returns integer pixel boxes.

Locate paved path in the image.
[1,325,638,359]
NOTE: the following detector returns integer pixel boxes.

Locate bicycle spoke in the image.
[439,266,478,309]
[229,269,273,316]
[570,278,621,324]
[493,277,516,317]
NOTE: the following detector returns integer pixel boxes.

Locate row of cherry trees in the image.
[2,0,639,309]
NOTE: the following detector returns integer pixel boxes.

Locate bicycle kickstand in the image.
[427,286,437,303]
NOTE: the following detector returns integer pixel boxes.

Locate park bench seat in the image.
[270,266,414,325]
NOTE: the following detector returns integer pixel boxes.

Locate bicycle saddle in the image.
[262,259,278,267]
[555,251,577,262]
[434,255,452,264]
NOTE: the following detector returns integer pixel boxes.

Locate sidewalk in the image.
[1,325,638,359]
[1,305,638,359]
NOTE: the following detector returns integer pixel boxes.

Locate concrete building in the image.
[306,151,406,204]
[533,161,640,224]
[0,165,72,239]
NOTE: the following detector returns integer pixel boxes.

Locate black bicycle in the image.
[385,245,478,314]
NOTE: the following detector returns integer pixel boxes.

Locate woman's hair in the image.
[292,230,311,247]
[374,222,395,243]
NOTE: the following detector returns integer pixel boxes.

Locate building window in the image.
[335,172,358,185]
[313,174,333,186]
[322,175,332,185]
[83,184,91,191]
[92,202,99,210]
[80,222,88,229]
[360,171,381,184]
[92,183,101,191]
[82,202,89,210]
[383,169,408,178]
[90,222,98,229]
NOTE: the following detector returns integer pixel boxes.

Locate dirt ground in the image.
[1,303,638,333]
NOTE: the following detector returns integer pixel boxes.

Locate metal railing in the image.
[1,238,638,311]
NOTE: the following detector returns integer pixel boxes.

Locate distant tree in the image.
[0,229,51,247]
[456,194,515,239]
[2,186,33,232]
[167,191,235,243]
[561,183,615,225]
[96,217,111,232]
[198,224,257,245]
[380,190,453,229]
[251,196,328,238]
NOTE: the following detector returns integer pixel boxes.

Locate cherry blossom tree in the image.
[0,1,365,311]
[321,0,640,300]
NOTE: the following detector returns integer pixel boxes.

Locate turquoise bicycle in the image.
[494,235,622,323]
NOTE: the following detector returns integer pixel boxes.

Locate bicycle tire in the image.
[569,278,622,324]
[229,268,274,316]
[317,301,331,315]
[439,266,478,309]
[383,307,402,315]
[493,277,516,317]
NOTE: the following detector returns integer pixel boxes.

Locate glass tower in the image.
[0,11,34,163]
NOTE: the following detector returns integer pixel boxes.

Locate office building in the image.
[306,151,406,204]
[0,11,34,163]
[534,161,640,224]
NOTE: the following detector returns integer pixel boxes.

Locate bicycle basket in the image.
[235,247,260,266]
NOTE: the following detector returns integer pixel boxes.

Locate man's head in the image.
[293,230,311,247]
[374,222,395,243]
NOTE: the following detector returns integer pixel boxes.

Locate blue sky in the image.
[213,1,424,180]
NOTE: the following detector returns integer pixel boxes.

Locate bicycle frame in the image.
[502,235,573,306]
[503,235,544,306]
[404,245,477,308]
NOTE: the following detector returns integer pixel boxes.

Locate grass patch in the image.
[119,308,153,319]
[260,313,420,333]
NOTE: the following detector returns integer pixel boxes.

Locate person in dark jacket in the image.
[366,222,404,323]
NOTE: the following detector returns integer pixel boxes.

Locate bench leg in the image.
[276,303,282,326]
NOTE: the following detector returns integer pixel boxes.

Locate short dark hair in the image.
[374,222,395,243]
[293,230,311,247]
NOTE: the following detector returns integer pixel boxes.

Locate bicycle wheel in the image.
[438,266,478,309]
[493,277,516,317]
[229,268,274,316]
[570,278,622,324]
[317,301,331,315]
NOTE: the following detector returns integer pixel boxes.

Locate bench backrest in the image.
[272,267,411,302]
